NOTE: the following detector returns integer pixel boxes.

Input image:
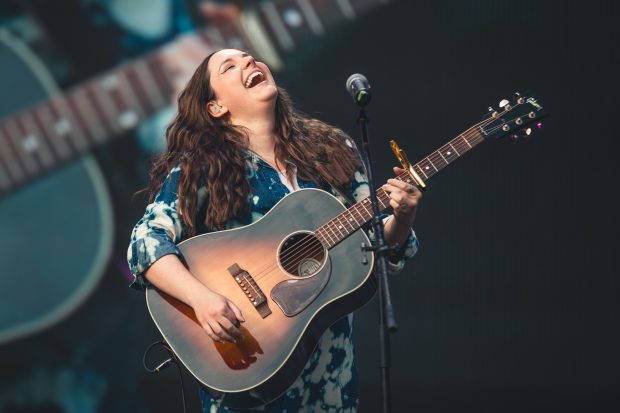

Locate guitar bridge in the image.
[227,263,271,318]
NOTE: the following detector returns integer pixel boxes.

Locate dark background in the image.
[1,0,619,412]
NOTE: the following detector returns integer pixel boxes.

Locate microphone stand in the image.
[356,105,398,413]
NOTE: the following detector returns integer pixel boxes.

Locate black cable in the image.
[142,340,188,413]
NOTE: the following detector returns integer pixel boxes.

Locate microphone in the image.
[345,73,372,107]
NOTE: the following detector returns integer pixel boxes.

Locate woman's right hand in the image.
[189,287,245,343]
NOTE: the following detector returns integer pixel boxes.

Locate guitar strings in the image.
[265,109,516,273]
[262,112,520,281]
[247,106,530,285]
[244,113,506,285]
[248,110,521,284]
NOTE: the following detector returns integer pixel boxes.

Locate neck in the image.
[234,114,278,159]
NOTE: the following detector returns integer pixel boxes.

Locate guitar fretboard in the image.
[315,127,486,248]
[0,0,387,196]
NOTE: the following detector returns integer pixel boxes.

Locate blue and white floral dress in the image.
[127,141,418,413]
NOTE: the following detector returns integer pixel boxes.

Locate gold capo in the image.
[389,139,427,191]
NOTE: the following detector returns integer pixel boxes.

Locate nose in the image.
[242,54,256,69]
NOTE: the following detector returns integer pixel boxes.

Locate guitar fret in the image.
[428,153,445,168]
[315,231,328,248]
[452,139,468,155]
[360,198,373,218]
[317,228,330,246]
[3,120,40,176]
[413,163,429,180]
[449,142,460,156]
[97,75,140,132]
[377,188,390,210]
[352,203,367,224]
[0,126,27,183]
[336,0,357,20]
[0,159,11,192]
[332,217,346,238]
[133,60,168,110]
[146,55,175,104]
[33,105,72,161]
[131,59,167,110]
[326,221,340,243]
[327,222,340,240]
[321,227,335,247]
[261,1,295,52]
[116,70,147,121]
[87,81,121,134]
[462,134,473,148]
[335,215,349,234]
[343,210,358,230]
[66,88,107,144]
[17,113,56,169]
[341,212,356,232]
[295,0,325,35]
[439,145,458,163]
[50,96,90,152]
[425,156,438,172]
[436,149,449,164]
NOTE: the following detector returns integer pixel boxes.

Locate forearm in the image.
[384,211,416,248]
[144,254,209,307]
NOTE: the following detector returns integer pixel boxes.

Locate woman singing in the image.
[127,49,421,412]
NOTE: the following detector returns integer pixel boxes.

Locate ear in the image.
[207,101,228,118]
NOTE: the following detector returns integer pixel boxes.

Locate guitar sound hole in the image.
[278,232,326,278]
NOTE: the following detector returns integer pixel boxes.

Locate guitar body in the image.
[0,31,113,343]
[146,188,376,409]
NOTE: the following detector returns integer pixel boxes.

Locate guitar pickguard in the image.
[271,257,331,317]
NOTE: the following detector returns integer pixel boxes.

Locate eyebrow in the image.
[219,52,250,72]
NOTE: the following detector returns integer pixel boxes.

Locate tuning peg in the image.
[499,99,511,110]
[514,92,524,104]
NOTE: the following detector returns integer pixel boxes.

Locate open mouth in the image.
[245,71,265,88]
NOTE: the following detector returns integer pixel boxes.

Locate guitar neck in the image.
[315,125,486,248]
[0,53,176,196]
[0,0,388,196]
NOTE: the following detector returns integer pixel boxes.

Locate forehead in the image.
[208,49,246,71]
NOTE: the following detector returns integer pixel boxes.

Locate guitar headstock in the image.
[481,92,546,142]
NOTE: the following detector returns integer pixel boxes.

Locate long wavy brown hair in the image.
[148,51,360,235]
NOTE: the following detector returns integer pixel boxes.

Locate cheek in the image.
[258,63,275,83]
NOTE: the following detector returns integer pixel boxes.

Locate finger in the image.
[387,178,411,191]
[389,198,401,210]
[217,316,244,340]
[209,319,236,343]
[382,183,403,195]
[203,323,223,343]
[388,190,405,204]
[227,301,245,323]
[393,166,406,175]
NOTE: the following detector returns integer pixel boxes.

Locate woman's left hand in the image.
[382,167,423,227]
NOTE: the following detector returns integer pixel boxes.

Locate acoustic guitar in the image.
[0,0,388,344]
[145,93,546,409]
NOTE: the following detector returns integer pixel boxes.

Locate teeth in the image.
[245,71,264,88]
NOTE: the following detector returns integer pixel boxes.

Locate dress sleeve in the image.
[127,166,187,290]
[344,137,419,275]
